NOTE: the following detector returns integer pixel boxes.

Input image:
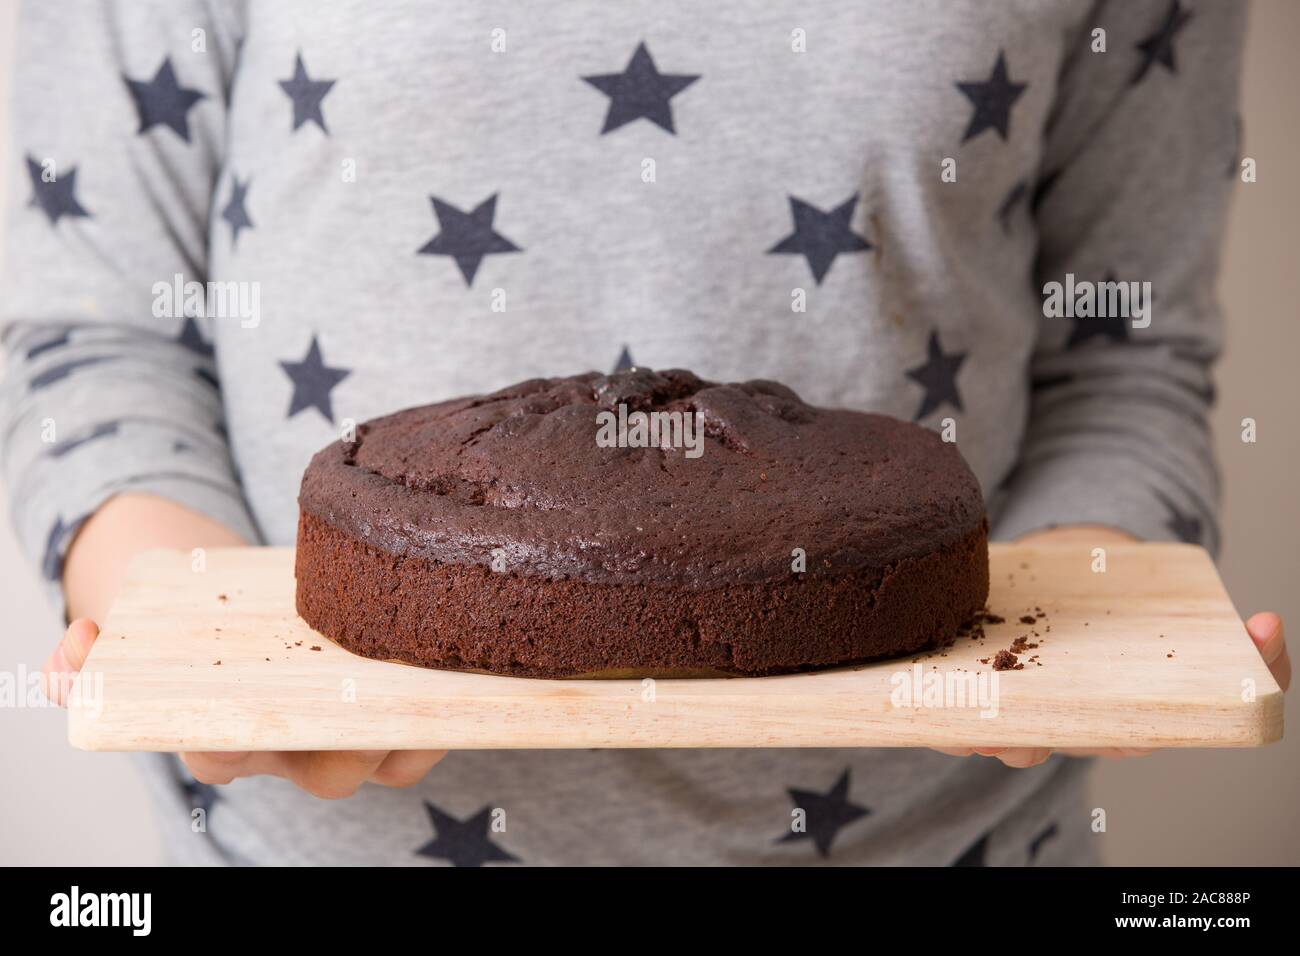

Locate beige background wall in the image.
[0,1,1295,865]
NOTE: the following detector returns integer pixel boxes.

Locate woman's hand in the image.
[934,524,1290,768]
[43,618,447,796]
[43,493,448,799]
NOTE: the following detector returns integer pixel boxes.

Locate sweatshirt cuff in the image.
[989,452,1218,556]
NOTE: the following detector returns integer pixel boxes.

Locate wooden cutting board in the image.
[67,543,1282,752]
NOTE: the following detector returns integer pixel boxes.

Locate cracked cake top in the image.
[298,368,985,587]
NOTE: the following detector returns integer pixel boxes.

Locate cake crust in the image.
[294,369,989,677]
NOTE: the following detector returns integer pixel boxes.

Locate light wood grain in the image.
[67,543,1283,751]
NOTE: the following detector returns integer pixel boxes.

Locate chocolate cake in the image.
[294,369,988,678]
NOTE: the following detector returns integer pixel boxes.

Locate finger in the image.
[1246,612,1290,692]
[289,750,390,800]
[40,619,100,707]
[40,646,70,707]
[183,750,341,788]
[182,750,407,798]
[370,749,448,788]
[181,750,263,785]
[62,618,100,671]
[996,748,1053,768]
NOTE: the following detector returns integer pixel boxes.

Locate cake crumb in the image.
[992,650,1021,671]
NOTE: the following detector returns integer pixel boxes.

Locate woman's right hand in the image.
[43,617,447,798]
[48,492,447,799]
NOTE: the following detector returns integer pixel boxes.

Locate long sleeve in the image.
[0,0,259,612]
[992,0,1244,555]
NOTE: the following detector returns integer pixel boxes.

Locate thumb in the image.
[41,618,100,707]
[1245,612,1289,692]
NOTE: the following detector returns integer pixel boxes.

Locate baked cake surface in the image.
[294,369,988,677]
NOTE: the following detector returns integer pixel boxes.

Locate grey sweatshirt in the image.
[1,0,1241,865]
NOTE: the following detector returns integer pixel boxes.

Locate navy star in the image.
[177,316,214,357]
[279,336,351,423]
[278,52,336,133]
[417,193,521,287]
[123,57,206,142]
[41,514,87,581]
[582,42,700,135]
[775,768,870,858]
[1065,274,1130,349]
[1156,492,1201,544]
[953,832,989,866]
[1133,0,1193,86]
[956,50,1027,143]
[767,194,872,285]
[906,330,968,420]
[416,801,519,868]
[614,345,637,373]
[25,155,91,226]
[221,175,253,249]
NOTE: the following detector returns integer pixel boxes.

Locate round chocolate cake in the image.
[294,369,988,678]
